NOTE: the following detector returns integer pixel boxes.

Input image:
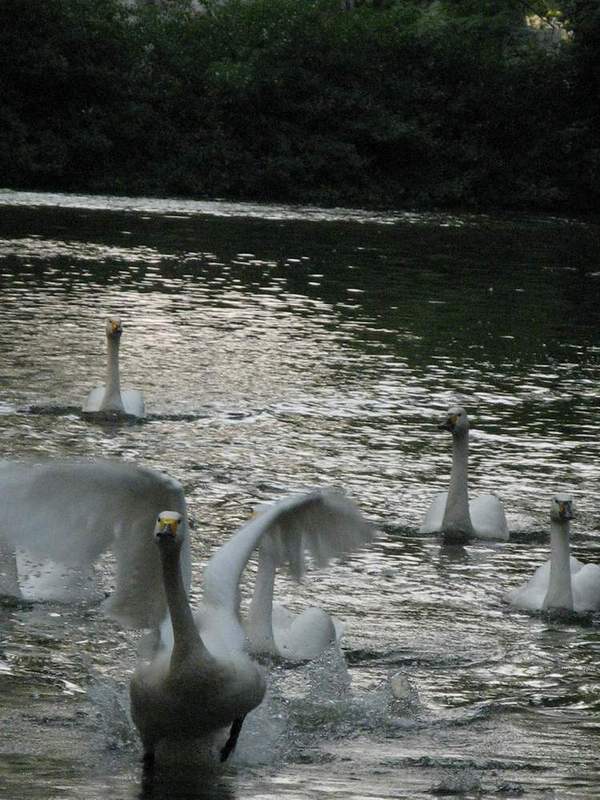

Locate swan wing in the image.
[82,386,105,412]
[0,459,121,560]
[506,556,593,612]
[257,489,376,579]
[420,492,447,534]
[0,459,189,626]
[203,489,375,612]
[121,389,145,418]
[469,494,509,540]
[572,564,600,612]
[505,560,551,610]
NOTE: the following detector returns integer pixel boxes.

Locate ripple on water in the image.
[0,192,599,799]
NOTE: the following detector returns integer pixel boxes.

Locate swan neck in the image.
[103,335,124,411]
[160,546,205,661]
[544,519,573,610]
[442,431,473,539]
[246,547,277,655]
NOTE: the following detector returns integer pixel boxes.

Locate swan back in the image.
[419,492,447,535]
[273,605,338,661]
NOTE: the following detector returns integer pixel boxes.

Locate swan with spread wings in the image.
[130,490,375,764]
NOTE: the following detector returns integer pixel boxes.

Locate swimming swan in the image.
[83,318,145,417]
[245,490,375,662]
[505,495,600,613]
[0,459,189,626]
[420,406,509,543]
[130,511,265,766]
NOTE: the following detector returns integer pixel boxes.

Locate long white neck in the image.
[160,546,208,664]
[442,431,473,540]
[246,546,278,656]
[543,519,573,611]
[102,335,125,411]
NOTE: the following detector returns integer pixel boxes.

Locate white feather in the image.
[0,459,189,627]
[420,407,509,541]
[505,495,600,613]
[82,318,145,418]
[244,489,375,661]
[131,489,375,763]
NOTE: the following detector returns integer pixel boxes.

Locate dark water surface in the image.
[0,190,599,799]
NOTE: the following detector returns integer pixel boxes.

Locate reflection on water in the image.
[0,190,599,799]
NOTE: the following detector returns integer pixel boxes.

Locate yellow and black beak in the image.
[156,516,179,538]
[558,501,574,521]
[439,414,458,432]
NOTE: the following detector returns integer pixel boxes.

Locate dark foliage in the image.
[0,0,597,212]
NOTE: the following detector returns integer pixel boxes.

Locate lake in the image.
[0,189,599,799]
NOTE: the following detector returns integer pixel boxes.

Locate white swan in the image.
[0,459,189,627]
[245,490,375,662]
[83,318,145,417]
[420,406,509,543]
[505,495,600,613]
[130,511,265,766]
[131,490,375,764]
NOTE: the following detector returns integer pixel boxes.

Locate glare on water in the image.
[0,189,599,799]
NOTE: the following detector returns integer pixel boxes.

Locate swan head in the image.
[154,511,184,549]
[106,317,123,340]
[439,406,469,436]
[550,495,574,523]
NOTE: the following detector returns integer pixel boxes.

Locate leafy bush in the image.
[0,0,597,212]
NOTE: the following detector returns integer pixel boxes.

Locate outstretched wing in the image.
[0,458,189,627]
[202,489,376,613]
